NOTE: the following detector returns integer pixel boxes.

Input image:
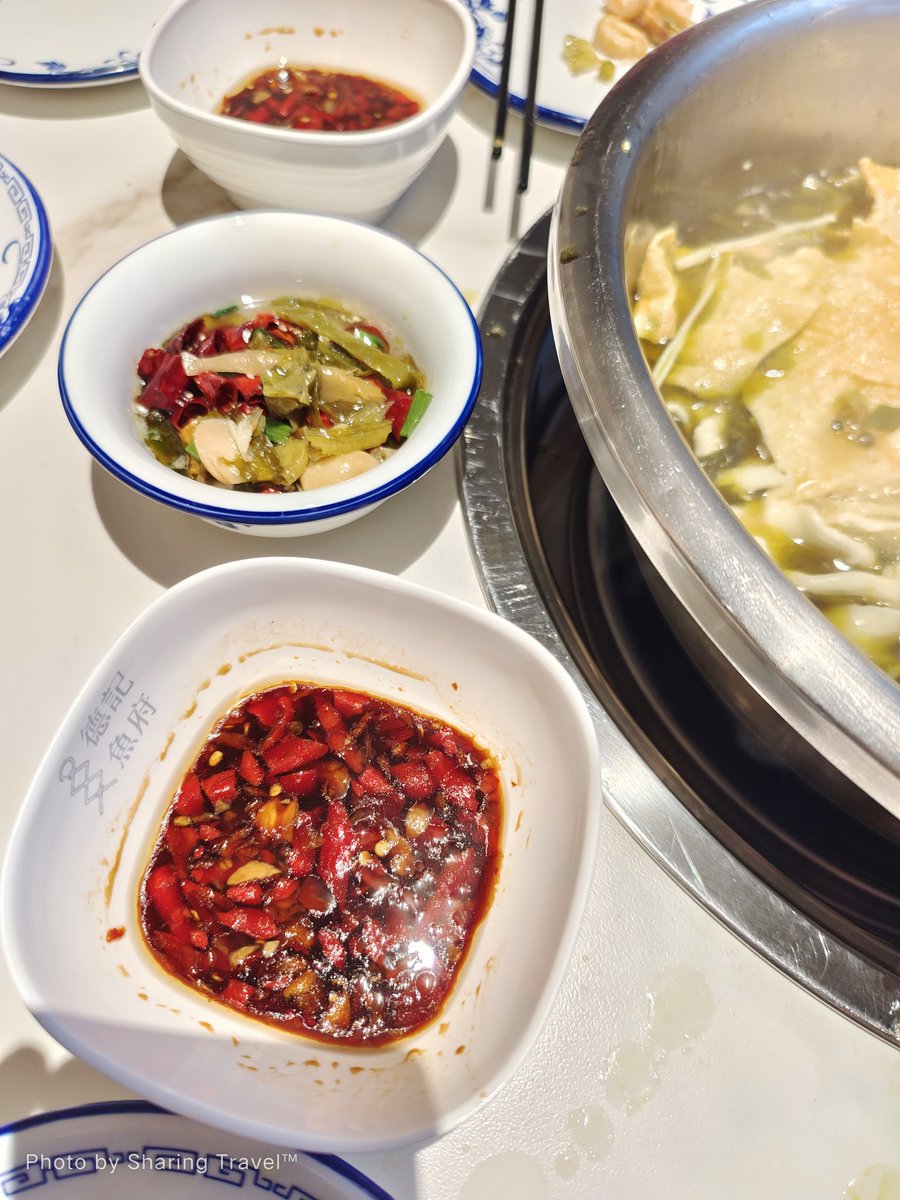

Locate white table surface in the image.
[0,75,898,1200]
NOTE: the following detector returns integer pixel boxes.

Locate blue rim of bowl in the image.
[0,1101,396,1200]
[58,212,483,526]
[468,65,584,132]
[0,61,138,85]
[0,153,52,355]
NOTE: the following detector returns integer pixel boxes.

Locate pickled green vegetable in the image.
[273,299,421,390]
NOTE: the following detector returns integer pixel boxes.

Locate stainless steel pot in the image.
[549,0,900,827]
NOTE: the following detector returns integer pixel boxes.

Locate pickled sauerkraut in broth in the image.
[633,159,900,680]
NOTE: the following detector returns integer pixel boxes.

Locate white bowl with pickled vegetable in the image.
[139,0,475,222]
[59,210,481,536]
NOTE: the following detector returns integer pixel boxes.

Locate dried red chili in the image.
[140,684,501,1045]
[221,66,422,133]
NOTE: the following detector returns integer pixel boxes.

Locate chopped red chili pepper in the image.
[139,353,191,423]
[189,928,210,950]
[226,881,264,906]
[385,388,415,441]
[332,689,371,718]
[390,762,434,801]
[284,844,316,879]
[140,683,501,1045]
[277,767,319,797]
[219,907,280,940]
[317,799,357,909]
[314,695,365,773]
[173,773,206,816]
[145,865,191,932]
[441,767,479,811]
[238,750,265,786]
[200,769,238,805]
[263,735,329,775]
[318,926,347,970]
[257,692,296,750]
[245,690,292,728]
[356,765,394,797]
[166,823,199,859]
[270,877,299,902]
[222,979,255,1008]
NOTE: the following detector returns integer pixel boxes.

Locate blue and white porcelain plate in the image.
[0,1103,396,1199]
[0,153,51,357]
[0,0,172,87]
[462,0,753,132]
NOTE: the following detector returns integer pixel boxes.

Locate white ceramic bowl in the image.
[2,558,601,1152]
[139,0,475,222]
[58,211,481,536]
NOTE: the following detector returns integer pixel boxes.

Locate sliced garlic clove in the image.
[193,417,250,486]
[300,450,379,491]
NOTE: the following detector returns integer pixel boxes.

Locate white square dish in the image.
[3,558,601,1152]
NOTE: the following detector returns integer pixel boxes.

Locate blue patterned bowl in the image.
[0,153,52,356]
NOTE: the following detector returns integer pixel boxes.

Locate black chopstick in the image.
[491,0,518,160]
[517,0,545,193]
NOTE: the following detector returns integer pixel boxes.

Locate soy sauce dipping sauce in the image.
[221,66,422,132]
[140,683,501,1045]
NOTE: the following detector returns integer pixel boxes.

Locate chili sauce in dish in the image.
[139,683,502,1045]
[134,298,431,493]
[221,66,421,132]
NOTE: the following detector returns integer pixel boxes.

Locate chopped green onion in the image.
[185,441,200,461]
[306,420,392,455]
[400,389,432,439]
[265,418,293,444]
[352,326,386,351]
[211,304,239,318]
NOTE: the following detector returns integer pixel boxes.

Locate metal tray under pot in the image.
[549,0,900,832]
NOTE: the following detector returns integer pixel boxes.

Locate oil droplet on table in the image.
[844,1165,900,1199]
[604,1039,659,1111]
[460,1152,548,1200]
[648,966,715,1053]
[553,1149,579,1180]
[568,1104,613,1162]
[602,967,713,1114]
